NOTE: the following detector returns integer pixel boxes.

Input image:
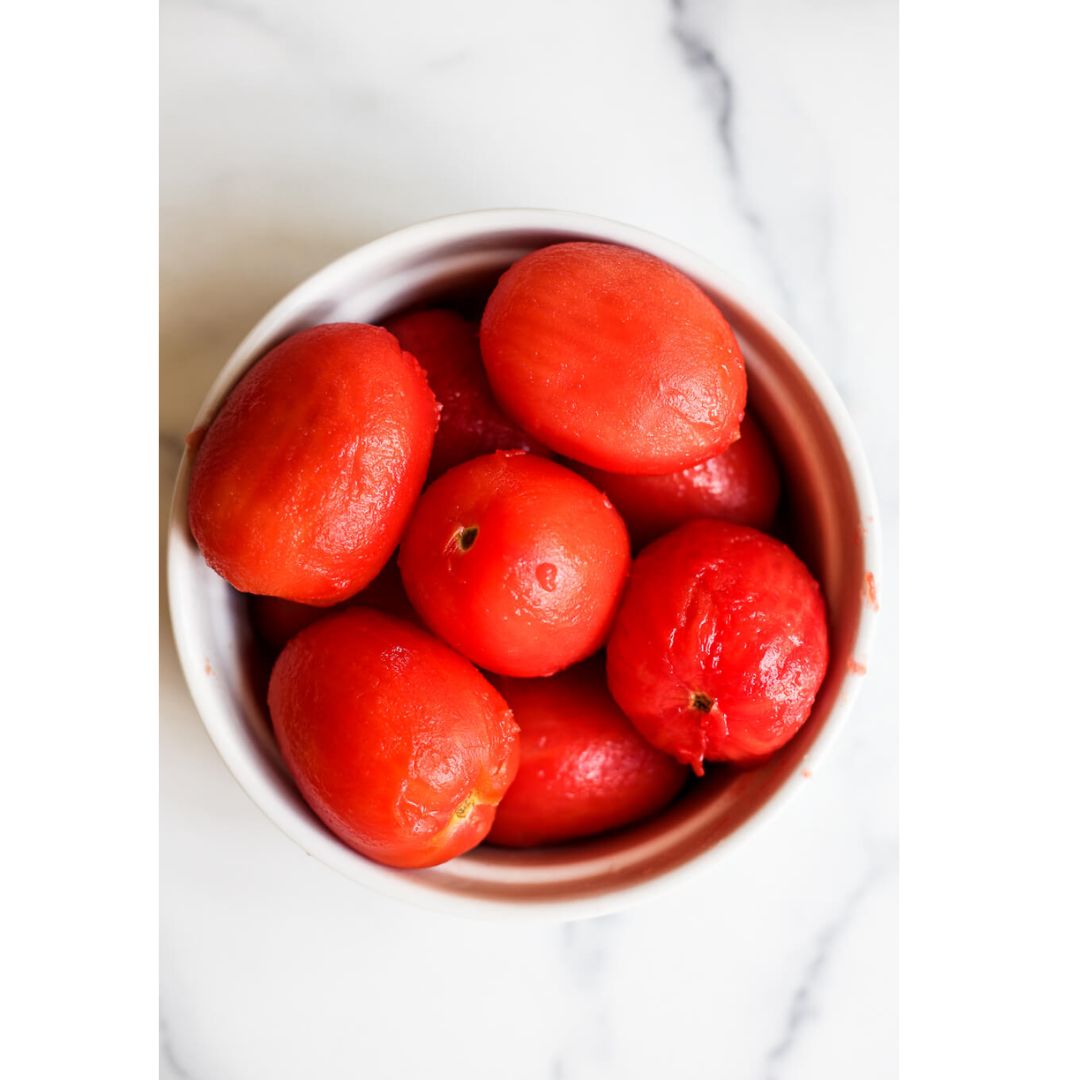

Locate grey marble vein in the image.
[760,854,894,1080]
[160,1015,196,1080]
[668,0,797,317]
[167,0,285,43]
[424,47,472,72]
[167,0,383,109]
[550,915,621,1079]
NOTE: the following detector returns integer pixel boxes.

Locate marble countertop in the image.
[160,1,897,1076]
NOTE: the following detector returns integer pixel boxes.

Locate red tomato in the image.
[384,308,548,478]
[249,560,415,653]
[606,520,829,773]
[479,242,746,474]
[486,661,688,847]
[269,609,519,869]
[249,595,326,653]
[398,451,630,677]
[347,557,415,620]
[576,414,782,547]
[188,323,437,604]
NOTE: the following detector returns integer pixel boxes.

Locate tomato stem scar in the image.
[455,525,479,552]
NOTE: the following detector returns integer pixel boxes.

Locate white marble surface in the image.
[160,1,897,1076]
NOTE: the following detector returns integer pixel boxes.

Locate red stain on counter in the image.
[847,658,867,675]
[204,658,214,676]
[864,571,879,611]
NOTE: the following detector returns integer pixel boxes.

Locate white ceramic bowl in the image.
[168,209,880,920]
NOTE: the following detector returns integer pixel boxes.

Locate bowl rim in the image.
[167,207,882,921]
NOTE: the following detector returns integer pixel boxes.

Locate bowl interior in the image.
[169,215,875,916]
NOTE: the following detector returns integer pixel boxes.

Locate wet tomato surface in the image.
[268,608,520,869]
[606,520,829,774]
[398,451,630,677]
[576,413,781,548]
[188,323,437,604]
[487,661,688,847]
[385,308,548,478]
[479,242,746,474]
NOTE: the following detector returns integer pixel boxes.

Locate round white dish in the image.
[167,208,881,920]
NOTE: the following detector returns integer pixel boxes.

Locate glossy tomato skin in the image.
[479,242,747,474]
[606,520,829,774]
[385,308,548,478]
[249,560,415,653]
[398,451,631,677]
[188,323,437,605]
[268,609,519,869]
[576,413,781,548]
[487,661,688,848]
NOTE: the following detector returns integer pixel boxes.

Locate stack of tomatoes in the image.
[188,242,829,869]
